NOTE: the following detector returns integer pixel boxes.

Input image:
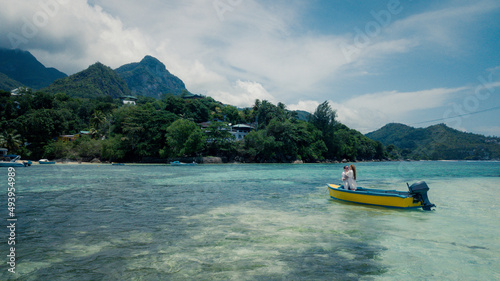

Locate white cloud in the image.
[290,87,470,134]
[349,87,467,114]
[1,0,498,137]
[2,0,493,100]
[386,0,500,49]
[0,0,151,73]
[475,126,500,137]
[335,0,500,79]
[210,80,278,108]
[2,0,342,102]
[336,87,469,133]
[288,100,321,113]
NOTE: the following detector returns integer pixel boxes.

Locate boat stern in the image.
[408,181,435,211]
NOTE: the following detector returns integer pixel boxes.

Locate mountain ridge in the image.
[0,48,67,89]
[0,72,24,91]
[1,49,188,99]
[366,123,500,160]
[43,62,132,99]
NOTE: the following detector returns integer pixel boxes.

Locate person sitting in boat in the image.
[346,164,357,190]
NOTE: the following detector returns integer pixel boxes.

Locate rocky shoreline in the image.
[27,156,398,165]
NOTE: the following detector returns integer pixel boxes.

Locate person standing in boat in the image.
[346,164,357,190]
[341,166,350,189]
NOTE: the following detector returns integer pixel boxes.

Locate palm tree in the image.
[0,129,23,153]
[90,111,107,138]
[90,111,106,129]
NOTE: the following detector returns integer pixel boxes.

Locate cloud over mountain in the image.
[1,0,499,136]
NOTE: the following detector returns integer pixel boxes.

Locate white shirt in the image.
[342,171,349,189]
[346,170,357,190]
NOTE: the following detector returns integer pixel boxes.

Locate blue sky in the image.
[1,0,499,136]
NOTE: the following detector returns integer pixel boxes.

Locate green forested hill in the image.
[43,62,132,99]
[0,48,67,89]
[0,72,24,91]
[366,123,500,160]
[0,85,385,162]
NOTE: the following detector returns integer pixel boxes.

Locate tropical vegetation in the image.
[2,49,496,162]
[0,88,386,162]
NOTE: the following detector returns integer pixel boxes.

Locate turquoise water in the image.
[1,161,499,280]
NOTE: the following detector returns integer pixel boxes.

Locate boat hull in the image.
[327,184,423,209]
[170,161,197,166]
[0,162,25,167]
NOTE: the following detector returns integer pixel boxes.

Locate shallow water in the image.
[1,161,499,280]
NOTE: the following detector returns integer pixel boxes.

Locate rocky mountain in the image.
[115,55,189,98]
[0,48,67,89]
[43,62,132,99]
[1,49,190,99]
[294,110,312,122]
[366,123,500,160]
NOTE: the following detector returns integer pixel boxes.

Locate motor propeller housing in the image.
[408,181,436,211]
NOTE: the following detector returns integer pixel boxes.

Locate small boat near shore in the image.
[0,161,26,167]
[39,159,56,164]
[327,181,436,210]
[0,148,31,167]
[170,161,197,166]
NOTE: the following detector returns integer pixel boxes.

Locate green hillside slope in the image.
[44,62,132,99]
[366,123,500,160]
[0,48,67,89]
[0,72,24,91]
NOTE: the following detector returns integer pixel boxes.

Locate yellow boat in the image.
[327,181,436,210]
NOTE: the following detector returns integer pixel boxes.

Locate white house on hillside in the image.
[230,124,254,140]
[120,96,138,105]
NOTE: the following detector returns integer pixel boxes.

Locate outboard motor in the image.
[408,181,436,211]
